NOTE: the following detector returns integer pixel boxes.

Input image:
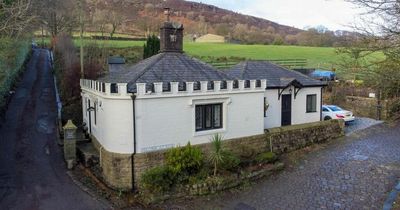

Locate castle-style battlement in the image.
[80,79,130,97]
[80,79,267,98]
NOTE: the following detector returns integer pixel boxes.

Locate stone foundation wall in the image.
[133,133,268,187]
[91,136,133,191]
[133,120,344,189]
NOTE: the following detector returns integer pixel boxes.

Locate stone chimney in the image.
[160,7,184,53]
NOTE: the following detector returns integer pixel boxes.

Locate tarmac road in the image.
[0,48,108,210]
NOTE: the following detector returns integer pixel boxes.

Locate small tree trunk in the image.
[110,25,116,39]
[214,162,217,176]
[79,0,84,79]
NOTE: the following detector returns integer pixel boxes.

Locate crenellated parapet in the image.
[80,79,130,97]
[136,79,267,97]
[80,79,267,98]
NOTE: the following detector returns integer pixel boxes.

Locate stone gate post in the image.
[63,120,77,169]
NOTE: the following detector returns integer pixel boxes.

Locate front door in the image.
[281,94,292,126]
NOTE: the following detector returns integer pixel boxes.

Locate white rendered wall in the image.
[81,91,134,154]
[292,87,322,125]
[264,89,281,129]
[135,92,265,153]
[264,86,322,129]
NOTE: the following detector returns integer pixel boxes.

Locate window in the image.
[195,104,223,131]
[110,83,118,93]
[306,94,317,113]
[94,102,97,125]
[264,97,267,117]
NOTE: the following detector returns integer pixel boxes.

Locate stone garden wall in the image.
[345,96,389,120]
[267,119,345,154]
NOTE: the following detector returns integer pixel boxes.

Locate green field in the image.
[185,43,339,69]
[55,39,339,68]
[38,37,384,78]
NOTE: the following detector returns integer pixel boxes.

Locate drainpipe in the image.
[131,95,137,192]
[320,87,323,121]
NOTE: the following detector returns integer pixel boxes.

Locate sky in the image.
[189,0,364,31]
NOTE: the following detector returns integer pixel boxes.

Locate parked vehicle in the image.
[310,70,336,81]
[322,105,355,122]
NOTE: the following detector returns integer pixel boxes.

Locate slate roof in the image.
[98,52,232,92]
[227,61,326,88]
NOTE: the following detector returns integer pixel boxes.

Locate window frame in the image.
[195,103,223,132]
[306,94,317,113]
[110,83,118,93]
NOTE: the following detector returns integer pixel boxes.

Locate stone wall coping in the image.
[266,119,344,133]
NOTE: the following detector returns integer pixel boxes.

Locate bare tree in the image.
[35,0,78,37]
[348,0,399,35]
[108,10,124,39]
[0,0,36,38]
[91,9,108,37]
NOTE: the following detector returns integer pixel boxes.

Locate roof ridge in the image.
[130,53,165,83]
[178,54,210,80]
[178,53,223,81]
[241,61,248,79]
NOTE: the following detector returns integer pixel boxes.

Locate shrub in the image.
[188,165,211,185]
[209,134,225,176]
[141,165,176,193]
[209,134,241,175]
[220,151,240,172]
[389,98,400,117]
[255,152,278,164]
[166,142,203,177]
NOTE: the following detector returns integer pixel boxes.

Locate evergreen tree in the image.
[143,34,160,59]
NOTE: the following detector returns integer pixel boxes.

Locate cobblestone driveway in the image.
[165,123,400,210]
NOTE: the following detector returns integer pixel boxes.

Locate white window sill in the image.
[194,128,226,137]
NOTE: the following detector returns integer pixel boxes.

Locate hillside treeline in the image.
[89,0,357,47]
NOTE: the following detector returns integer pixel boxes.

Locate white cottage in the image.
[227,61,326,129]
[80,14,325,190]
[80,19,267,189]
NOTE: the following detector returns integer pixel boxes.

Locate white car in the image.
[322,105,355,122]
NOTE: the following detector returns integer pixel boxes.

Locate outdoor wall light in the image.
[87,107,95,112]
